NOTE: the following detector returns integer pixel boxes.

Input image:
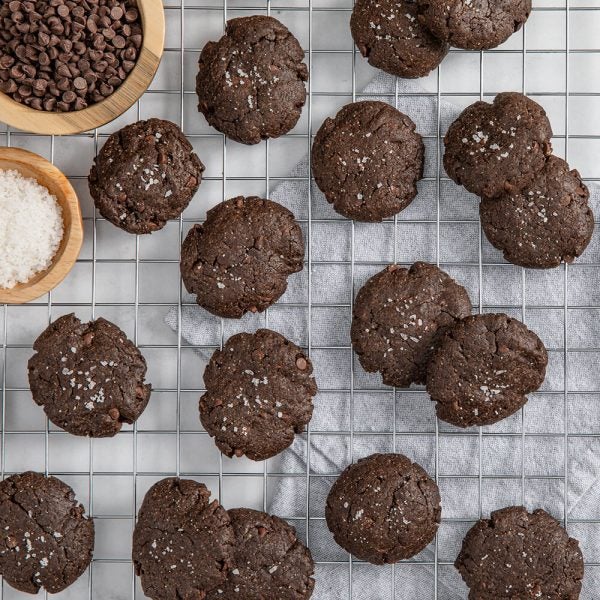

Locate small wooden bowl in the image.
[0,147,83,304]
[0,0,164,135]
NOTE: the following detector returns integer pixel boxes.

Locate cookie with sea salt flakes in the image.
[180,197,305,319]
[311,101,424,221]
[28,313,151,437]
[89,118,204,234]
[426,313,547,427]
[444,92,553,199]
[456,506,584,599]
[480,155,594,269]
[325,453,441,564]
[196,15,308,145]
[0,471,94,595]
[350,0,448,79]
[351,262,472,388]
[132,478,235,599]
[200,329,317,461]
[416,0,531,51]
[207,508,315,599]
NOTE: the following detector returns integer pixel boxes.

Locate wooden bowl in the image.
[0,0,164,135]
[0,147,83,304]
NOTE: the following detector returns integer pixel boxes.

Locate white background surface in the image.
[2,0,600,598]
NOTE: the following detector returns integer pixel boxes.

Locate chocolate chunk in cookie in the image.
[312,101,424,221]
[200,329,317,461]
[89,119,204,234]
[351,0,448,79]
[417,0,531,50]
[352,262,472,388]
[28,314,151,437]
[326,453,441,564]
[426,313,547,427]
[207,508,314,599]
[0,471,94,595]
[197,16,308,145]
[132,478,234,600]
[456,506,584,600]
[444,92,553,199]
[480,155,594,269]
[181,197,304,318]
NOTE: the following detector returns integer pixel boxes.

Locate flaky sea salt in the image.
[0,169,63,289]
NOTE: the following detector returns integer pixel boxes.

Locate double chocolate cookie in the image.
[444,92,553,199]
[207,508,314,599]
[200,329,317,461]
[197,16,308,145]
[417,0,531,50]
[132,478,234,600]
[351,0,448,79]
[325,453,441,564]
[480,155,594,269]
[181,197,304,318]
[426,313,547,427]
[89,119,204,234]
[28,314,151,437]
[456,506,584,599]
[312,101,424,221]
[351,262,472,388]
[0,471,94,595]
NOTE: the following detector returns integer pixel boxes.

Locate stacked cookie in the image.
[351,0,532,80]
[445,92,594,268]
[352,262,548,428]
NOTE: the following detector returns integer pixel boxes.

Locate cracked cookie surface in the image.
[351,262,472,388]
[89,119,204,234]
[480,155,594,269]
[200,329,317,461]
[207,508,315,599]
[444,92,553,199]
[0,471,94,595]
[196,16,308,145]
[351,0,448,78]
[133,478,234,600]
[426,313,547,427]
[180,196,305,318]
[456,506,584,600]
[312,101,424,221]
[28,313,151,437]
[325,453,441,564]
[416,0,531,50]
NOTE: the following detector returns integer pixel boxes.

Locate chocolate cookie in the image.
[89,119,204,234]
[416,0,531,50]
[197,16,308,145]
[312,101,424,221]
[200,329,317,461]
[132,478,234,600]
[351,262,472,388]
[351,0,448,79]
[181,197,304,318]
[0,471,94,595]
[456,506,584,599]
[480,155,594,269]
[325,453,441,564]
[426,313,547,427]
[207,508,315,599]
[28,313,151,437]
[444,92,553,199]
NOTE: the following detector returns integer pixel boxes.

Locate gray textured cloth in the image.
[166,72,600,599]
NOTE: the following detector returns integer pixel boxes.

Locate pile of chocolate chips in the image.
[0,0,143,112]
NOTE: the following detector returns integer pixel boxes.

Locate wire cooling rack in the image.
[2,0,600,598]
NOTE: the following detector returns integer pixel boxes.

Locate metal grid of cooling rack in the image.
[2,0,600,598]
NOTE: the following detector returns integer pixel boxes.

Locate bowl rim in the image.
[0,147,83,304]
[0,0,165,136]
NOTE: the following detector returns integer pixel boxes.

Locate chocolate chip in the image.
[56,4,69,17]
[73,76,86,89]
[110,6,123,20]
[296,357,308,370]
[108,407,120,420]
